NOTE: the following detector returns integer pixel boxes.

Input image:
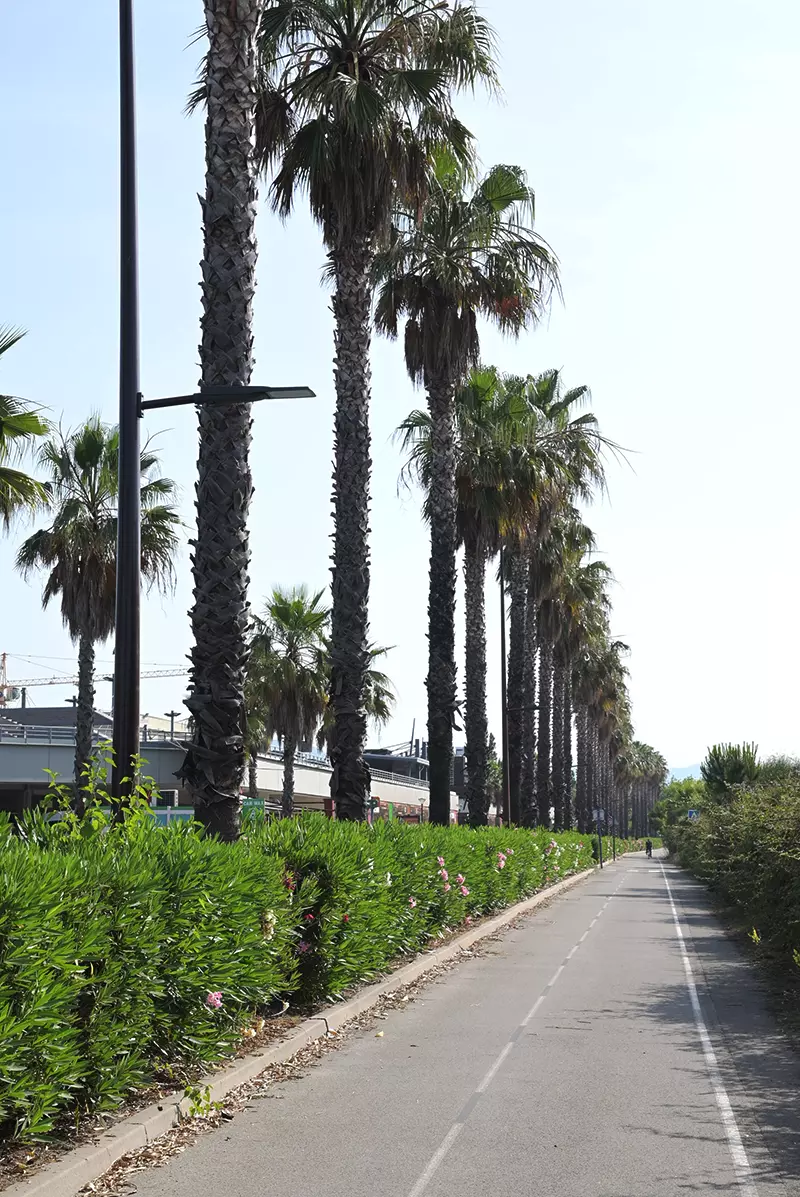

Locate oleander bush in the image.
[0,783,640,1142]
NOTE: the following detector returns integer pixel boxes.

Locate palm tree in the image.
[16,419,180,803]
[254,1,496,822]
[249,587,329,816]
[0,327,48,524]
[398,366,540,824]
[510,372,612,825]
[376,162,559,822]
[181,0,262,842]
[317,643,396,754]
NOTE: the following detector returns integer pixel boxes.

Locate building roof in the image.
[0,706,113,729]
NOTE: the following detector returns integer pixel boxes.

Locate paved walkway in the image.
[131,854,800,1196]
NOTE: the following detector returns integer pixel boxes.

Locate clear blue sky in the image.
[2,1,799,767]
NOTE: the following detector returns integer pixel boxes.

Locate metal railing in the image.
[0,725,433,793]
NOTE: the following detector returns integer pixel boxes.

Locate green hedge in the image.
[0,810,633,1141]
[665,781,800,954]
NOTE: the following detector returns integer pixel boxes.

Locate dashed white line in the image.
[659,863,759,1197]
[403,879,621,1197]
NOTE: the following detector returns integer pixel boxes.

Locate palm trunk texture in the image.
[425,375,458,825]
[576,706,589,833]
[563,670,573,829]
[463,539,488,825]
[519,552,538,825]
[328,236,374,821]
[74,632,95,809]
[248,751,258,802]
[181,0,260,841]
[282,733,296,818]
[536,635,553,827]
[551,655,566,829]
[507,546,527,823]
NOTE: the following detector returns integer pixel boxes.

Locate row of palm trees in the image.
[398,362,667,832]
[184,0,562,836]
[2,1,667,836]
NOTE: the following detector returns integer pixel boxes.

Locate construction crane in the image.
[0,654,187,707]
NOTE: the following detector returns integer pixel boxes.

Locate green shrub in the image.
[666,780,800,955]
[0,793,631,1143]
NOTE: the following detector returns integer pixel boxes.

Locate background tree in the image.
[377,162,558,822]
[254,0,496,821]
[17,418,179,803]
[0,327,48,524]
[701,742,760,801]
[249,587,329,816]
[182,0,262,841]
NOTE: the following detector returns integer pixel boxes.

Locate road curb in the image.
[4,860,611,1197]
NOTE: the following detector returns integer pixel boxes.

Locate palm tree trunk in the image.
[463,539,488,825]
[563,668,573,829]
[74,632,95,811]
[551,655,565,829]
[248,750,259,802]
[507,545,527,823]
[282,733,296,818]
[519,551,538,826]
[328,235,374,822]
[181,0,261,842]
[536,634,553,827]
[576,706,589,833]
[425,375,458,825]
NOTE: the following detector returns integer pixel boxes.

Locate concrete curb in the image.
[5,860,613,1197]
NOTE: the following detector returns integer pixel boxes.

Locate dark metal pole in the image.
[499,547,511,826]
[112,0,141,800]
[597,812,604,869]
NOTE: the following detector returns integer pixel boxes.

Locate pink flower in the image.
[460,885,470,896]
[304,912,315,922]
[497,854,506,870]
[298,941,310,954]
[342,914,350,923]
[507,848,514,856]
[443,882,451,892]
[283,873,296,891]
[465,916,473,925]
[408,897,417,908]
[205,991,223,1009]
[456,874,465,885]
[437,856,446,867]
[439,868,449,881]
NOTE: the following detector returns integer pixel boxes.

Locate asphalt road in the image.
[131,854,800,1197]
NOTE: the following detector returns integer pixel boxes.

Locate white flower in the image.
[386,872,393,887]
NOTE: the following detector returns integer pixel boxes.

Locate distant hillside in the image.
[669,765,701,781]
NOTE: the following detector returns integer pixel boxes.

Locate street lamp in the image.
[112,1,313,798]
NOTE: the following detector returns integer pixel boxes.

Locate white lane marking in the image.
[404,885,621,1197]
[406,1123,463,1197]
[475,1041,514,1093]
[660,864,759,1197]
[521,994,545,1026]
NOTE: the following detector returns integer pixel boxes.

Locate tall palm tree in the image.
[182,0,262,841]
[249,587,329,816]
[376,162,559,822]
[398,366,543,824]
[254,1,496,822]
[510,371,611,825]
[16,419,180,802]
[0,327,48,524]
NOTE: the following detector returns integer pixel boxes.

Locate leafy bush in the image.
[665,779,800,957]
[0,792,639,1142]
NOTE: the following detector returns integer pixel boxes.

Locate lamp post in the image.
[111,0,314,798]
[112,0,141,801]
